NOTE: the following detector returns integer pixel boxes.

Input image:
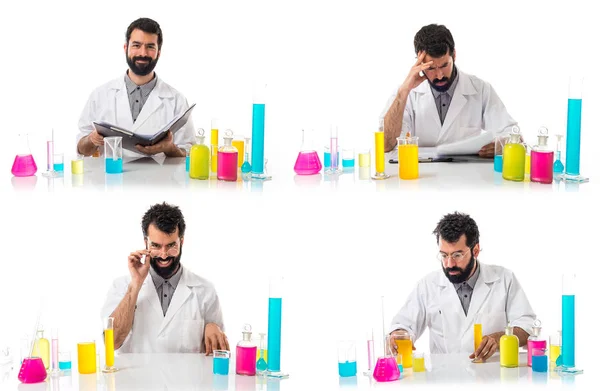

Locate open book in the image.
[93,104,196,153]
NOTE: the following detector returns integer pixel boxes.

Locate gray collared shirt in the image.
[430,70,459,125]
[453,261,480,316]
[124,72,158,123]
[149,264,183,316]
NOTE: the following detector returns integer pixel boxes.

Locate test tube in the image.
[42,129,58,178]
[102,317,118,373]
[363,329,375,376]
[326,126,342,174]
[561,274,575,368]
[211,118,219,174]
[266,277,288,378]
[564,76,585,181]
[51,328,59,375]
[251,83,268,179]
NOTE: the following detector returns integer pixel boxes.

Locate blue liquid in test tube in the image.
[561,274,575,368]
[494,155,503,173]
[565,98,582,176]
[267,297,282,372]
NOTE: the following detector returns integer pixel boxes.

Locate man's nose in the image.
[436,69,444,80]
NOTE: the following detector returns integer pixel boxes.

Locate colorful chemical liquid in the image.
[394,339,412,368]
[413,357,425,372]
[251,103,266,174]
[213,357,229,375]
[525,154,531,175]
[474,324,482,351]
[549,344,561,365]
[32,337,49,369]
[190,144,210,180]
[256,349,268,361]
[530,150,554,184]
[527,340,547,366]
[294,151,322,175]
[71,159,83,175]
[500,333,519,368]
[565,98,582,176]
[328,136,340,172]
[211,128,219,173]
[532,354,548,372]
[562,294,575,367]
[236,345,257,376]
[58,360,71,370]
[267,298,282,372]
[338,361,357,377]
[77,342,96,374]
[358,152,370,167]
[105,328,115,368]
[105,158,123,174]
[232,140,245,167]
[342,158,355,168]
[12,155,37,177]
[398,144,418,179]
[53,163,64,172]
[256,354,267,372]
[502,143,525,181]
[241,160,251,174]
[494,155,503,173]
[373,357,400,382]
[553,151,564,174]
[374,132,385,173]
[217,151,238,181]
[323,151,339,168]
[52,339,58,371]
[185,155,190,172]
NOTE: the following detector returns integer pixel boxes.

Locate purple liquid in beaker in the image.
[294,151,322,175]
[12,154,37,177]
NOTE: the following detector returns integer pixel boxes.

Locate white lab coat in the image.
[100,266,224,353]
[380,69,517,147]
[77,74,195,158]
[390,263,535,353]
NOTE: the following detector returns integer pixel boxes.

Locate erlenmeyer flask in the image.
[12,133,37,177]
[294,129,322,175]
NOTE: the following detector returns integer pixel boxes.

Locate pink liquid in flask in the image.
[217,151,238,181]
[372,356,400,382]
[236,345,257,375]
[12,154,37,177]
[530,150,554,184]
[294,151,322,175]
[527,340,547,366]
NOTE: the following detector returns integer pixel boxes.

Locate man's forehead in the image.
[424,53,452,65]
[129,29,159,44]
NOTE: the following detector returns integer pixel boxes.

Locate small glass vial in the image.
[502,126,526,182]
[553,134,565,174]
[235,324,257,376]
[256,332,267,373]
[217,129,238,181]
[530,127,554,184]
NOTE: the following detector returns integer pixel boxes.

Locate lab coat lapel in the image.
[159,268,193,335]
[132,78,171,133]
[413,82,441,146]
[140,276,164,321]
[112,78,135,130]
[437,273,466,352]
[438,70,478,142]
[461,263,497,338]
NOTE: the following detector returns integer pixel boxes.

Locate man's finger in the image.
[217,333,227,350]
[205,337,213,355]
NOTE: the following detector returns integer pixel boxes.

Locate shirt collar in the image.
[124,71,158,97]
[149,262,183,289]
[453,260,480,291]
[430,66,459,99]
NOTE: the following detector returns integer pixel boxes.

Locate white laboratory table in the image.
[5,155,593,194]
[0,352,588,390]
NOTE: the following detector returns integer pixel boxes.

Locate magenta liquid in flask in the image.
[12,133,37,177]
[530,127,554,184]
[236,324,257,376]
[294,128,322,175]
[217,130,238,181]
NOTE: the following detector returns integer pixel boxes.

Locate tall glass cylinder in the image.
[266,277,287,378]
[561,274,575,368]
[251,83,267,179]
[565,77,582,177]
[102,317,118,373]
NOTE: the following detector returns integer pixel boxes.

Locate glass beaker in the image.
[104,137,123,174]
[102,317,118,373]
[294,129,322,175]
[12,133,38,177]
[342,148,355,169]
[213,350,230,375]
[392,333,413,368]
[58,351,71,370]
[338,340,357,377]
[397,136,419,180]
[371,130,390,180]
[77,341,96,374]
[494,135,508,173]
[532,348,548,372]
[53,153,64,172]
[358,149,371,168]
[217,130,238,181]
[71,155,84,175]
[413,352,425,372]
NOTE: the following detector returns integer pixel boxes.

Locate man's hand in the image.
[88,130,105,146]
[135,131,183,156]
[204,323,229,356]
[127,249,151,288]
[398,51,434,96]
[387,329,416,356]
[469,334,499,362]
[478,142,495,158]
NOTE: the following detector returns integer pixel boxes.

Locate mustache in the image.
[446,266,463,273]
[132,56,153,63]
[433,77,448,84]
[152,256,176,264]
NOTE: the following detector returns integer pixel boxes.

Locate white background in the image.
[0,0,598,390]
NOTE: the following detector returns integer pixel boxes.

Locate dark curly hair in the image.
[142,202,185,238]
[414,24,455,58]
[433,212,479,248]
[126,18,163,49]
